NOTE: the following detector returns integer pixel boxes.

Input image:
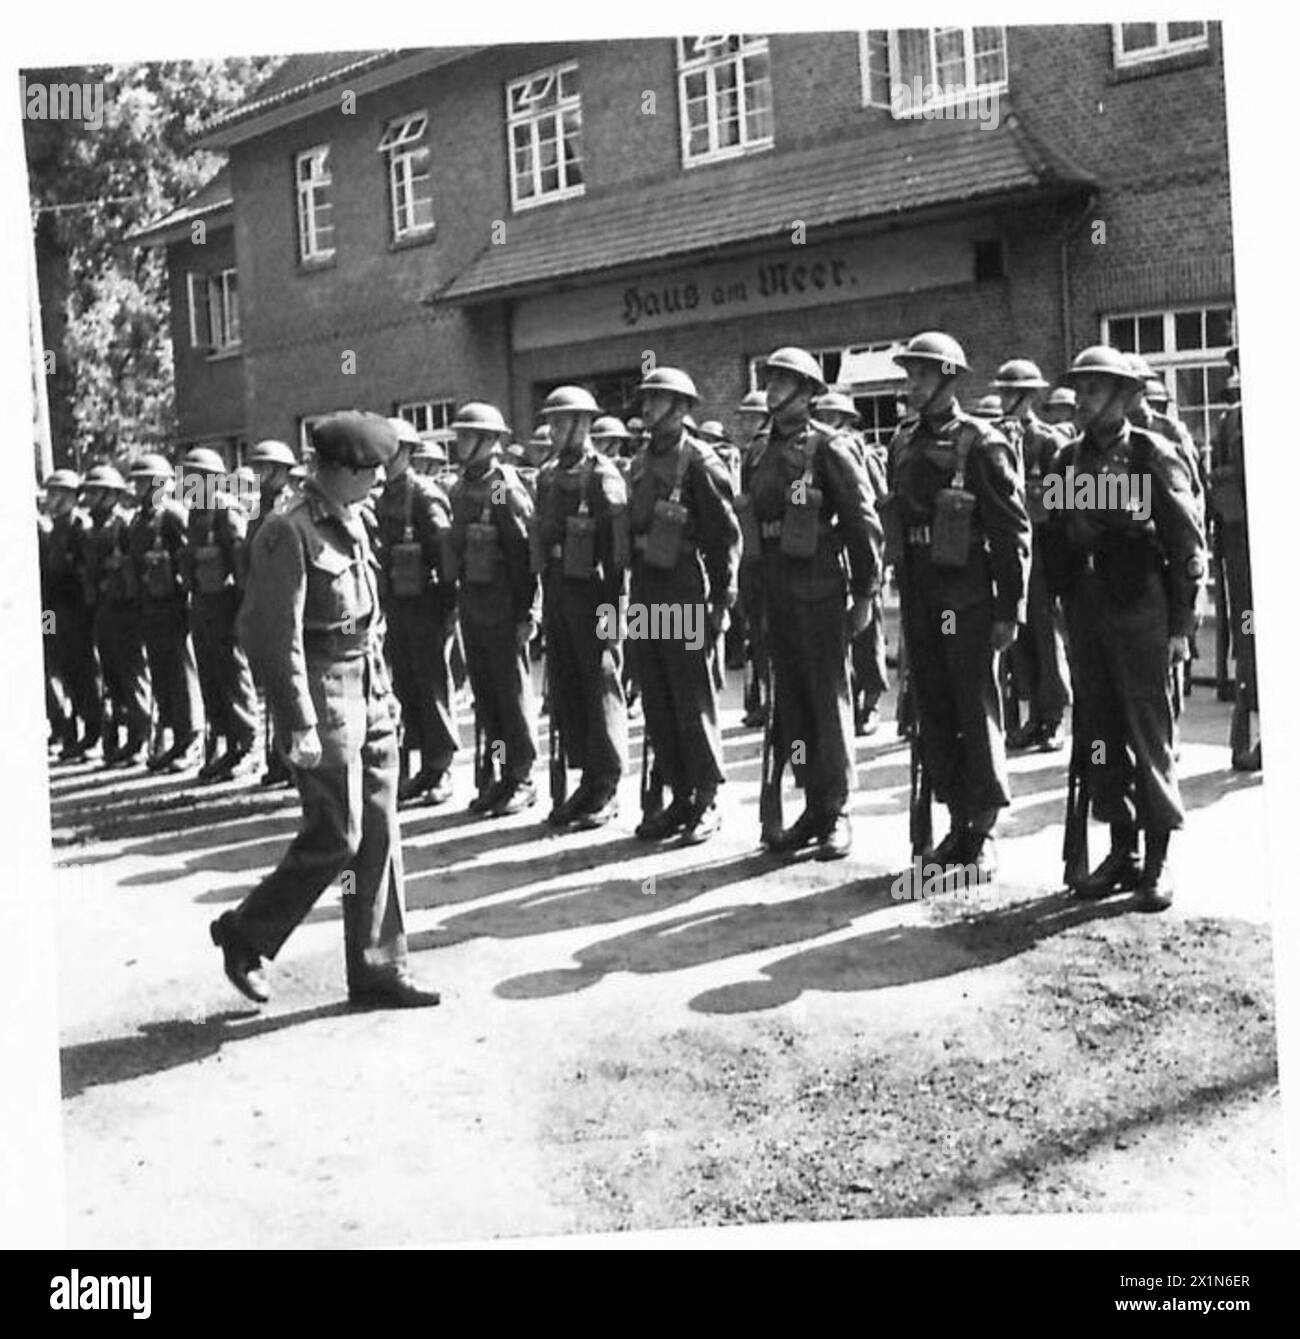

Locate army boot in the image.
[1134,830,1174,913]
[679,787,721,846]
[635,791,692,841]
[1072,823,1141,899]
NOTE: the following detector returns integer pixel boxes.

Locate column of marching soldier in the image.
[36,334,1257,1009]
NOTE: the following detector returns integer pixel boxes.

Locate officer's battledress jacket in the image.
[237,478,392,767]
[372,470,454,600]
[885,404,1031,622]
[743,418,882,603]
[446,456,539,626]
[627,429,740,609]
[534,443,628,603]
[1039,420,1204,638]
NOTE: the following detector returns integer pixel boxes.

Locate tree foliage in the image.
[24,58,283,462]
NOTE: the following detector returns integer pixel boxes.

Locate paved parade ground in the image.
[49,651,1281,1247]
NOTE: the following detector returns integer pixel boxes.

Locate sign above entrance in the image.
[512,223,983,352]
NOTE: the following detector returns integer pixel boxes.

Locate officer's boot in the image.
[1072,822,1141,899]
[1135,829,1174,913]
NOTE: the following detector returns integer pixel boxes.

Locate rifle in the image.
[999,649,1021,737]
[1062,728,1091,889]
[1212,523,1232,700]
[546,637,567,810]
[906,676,932,857]
[473,709,490,800]
[639,729,662,819]
[758,658,784,846]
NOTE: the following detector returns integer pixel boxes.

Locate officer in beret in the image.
[212,411,439,1008]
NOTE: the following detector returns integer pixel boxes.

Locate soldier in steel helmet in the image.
[1208,344,1257,770]
[732,388,772,728]
[747,346,882,859]
[591,415,634,467]
[126,453,203,772]
[373,417,458,807]
[990,358,1073,754]
[179,446,260,782]
[886,331,1031,879]
[41,469,104,761]
[80,463,151,767]
[626,367,740,845]
[445,402,540,816]
[1040,385,1077,430]
[533,386,630,829]
[211,411,439,1009]
[1041,345,1205,912]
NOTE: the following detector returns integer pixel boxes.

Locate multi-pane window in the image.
[378,112,434,239]
[396,399,457,446]
[1102,305,1235,449]
[295,145,335,262]
[186,269,240,354]
[1113,22,1209,68]
[678,36,774,166]
[506,62,584,210]
[861,27,1008,115]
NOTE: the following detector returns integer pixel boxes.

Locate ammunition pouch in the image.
[142,546,176,601]
[464,521,500,584]
[643,498,688,570]
[563,512,597,580]
[193,542,228,595]
[780,483,823,560]
[102,551,139,604]
[930,486,976,568]
[388,540,428,598]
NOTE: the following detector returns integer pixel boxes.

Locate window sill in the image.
[297,254,337,275]
[683,139,774,170]
[389,227,437,253]
[1110,45,1211,83]
[511,186,586,213]
[205,347,244,363]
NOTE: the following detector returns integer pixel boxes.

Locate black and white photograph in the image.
[3,1,1296,1261]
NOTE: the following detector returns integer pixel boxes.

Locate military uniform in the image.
[83,497,151,762]
[534,440,628,814]
[887,405,1031,828]
[373,468,459,793]
[747,418,882,831]
[217,415,434,1007]
[1003,412,1073,744]
[847,434,890,732]
[447,455,539,802]
[43,505,103,758]
[627,427,739,829]
[128,493,201,765]
[185,497,259,767]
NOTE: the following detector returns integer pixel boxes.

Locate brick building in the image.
[137,23,1236,461]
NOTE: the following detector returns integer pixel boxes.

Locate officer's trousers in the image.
[191,589,258,746]
[631,565,722,798]
[232,661,408,989]
[901,590,1010,816]
[1221,522,1255,710]
[763,572,855,815]
[461,614,536,783]
[851,593,888,711]
[1010,541,1072,724]
[93,601,150,744]
[51,598,102,736]
[141,601,201,739]
[544,570,626,789]
[384,590,458,775]
[1063,573,1183,833]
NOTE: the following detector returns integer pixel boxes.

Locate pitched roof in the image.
[128,166,232,247]
[437,114,1095,303]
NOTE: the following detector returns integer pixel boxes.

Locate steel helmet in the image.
[736,389,769,416]
[1144,377,1171,406]
[451,402,510,436]
[991,358,1048,389]
[637,367,700,403]
[289,464,309,480]
[894,331,969,375]
[182,446,227,474]
[1045,386,1077,409]
[1126,354,1157,382]
[591,415,633,440]
[44,468,81,492]
[528,422,552,448]
[414,439,448,463]
[1062,346,1145,386]
[129,452,174,480]
[233,465,257,488]
[385,417,423,450]
[973,394,1005,419]
[539,385,601,417]
[248,438,297,467]
[813,391,860,421]
[83,464,128,491]
[763,347,827,395]
[693,419,729,443]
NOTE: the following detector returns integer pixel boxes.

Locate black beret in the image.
[310,411,399,467]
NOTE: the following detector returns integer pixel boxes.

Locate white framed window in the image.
[748,340,908,448]
[1102,304,1235,449]
[860,27,1008,116]
[396,399,457,446]
[379,112,434,240]
[1113,22,1209,68]
[678,35,774,167]
[506,62,584,211]
[186,269,240,354]
[295,145,335,262]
